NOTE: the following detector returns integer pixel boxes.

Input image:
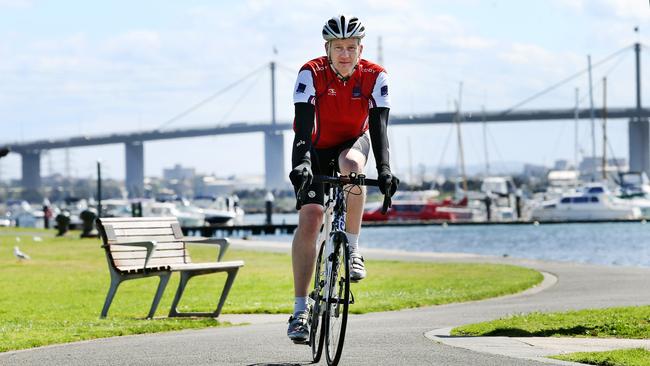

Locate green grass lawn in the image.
[451,306,650,366]
[551,348,650,366]
[451,306,650,338]
[0,228,542,352]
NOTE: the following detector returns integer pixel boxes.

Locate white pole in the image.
[588,55,596,181]
[574,88,579,170]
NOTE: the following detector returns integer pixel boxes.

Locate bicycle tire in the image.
[309,240,327,362]
[324,234,350,365]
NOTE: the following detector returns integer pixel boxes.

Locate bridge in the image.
[3,43,648,198]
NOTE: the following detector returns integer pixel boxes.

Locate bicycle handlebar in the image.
[303,173,393,215]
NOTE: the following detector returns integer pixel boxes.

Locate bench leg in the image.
[169,268,240,318]
[100,277,122,318]
[169,271,192,317]
[213,268,240,317]
[147,273,171,319]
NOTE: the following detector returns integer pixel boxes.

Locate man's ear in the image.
[359,44,364,57]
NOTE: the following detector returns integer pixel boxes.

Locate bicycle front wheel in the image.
[310,239,326,362]
[324,235,350,365]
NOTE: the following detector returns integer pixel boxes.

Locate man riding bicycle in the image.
[287,14,399,343]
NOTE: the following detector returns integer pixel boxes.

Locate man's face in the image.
[326,38,363,77]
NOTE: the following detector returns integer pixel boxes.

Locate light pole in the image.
[97,160,102,218]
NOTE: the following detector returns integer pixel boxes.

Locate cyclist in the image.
[287,14,399,343]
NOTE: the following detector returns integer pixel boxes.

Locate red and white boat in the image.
[362,190,473,222]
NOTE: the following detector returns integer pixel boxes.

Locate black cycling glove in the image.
[289,162,313,191]
[378,167,399,197]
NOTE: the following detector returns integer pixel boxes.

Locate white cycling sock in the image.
[293,296,308,316]
[346,231,359,253]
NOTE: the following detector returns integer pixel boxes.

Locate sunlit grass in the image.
[1,228,542,352]
[551,348,650,366]
[451,306,650,338]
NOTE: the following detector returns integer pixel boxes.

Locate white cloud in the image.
[598,0,650,20]
[104,30,162,61]
[499,43,553,65]
[0,0,31,8]
[554,0,650,21]
[447,35,496,50]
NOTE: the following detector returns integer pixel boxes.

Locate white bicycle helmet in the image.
[322,15,365,41]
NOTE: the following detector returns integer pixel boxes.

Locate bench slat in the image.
[99,217,179,223]
[112,227,174,236]
[169,261,244,271]
[108,240,185,251]
[114,257,186,268]
[111,249,187,260]
[105,221,179,229]
[117,265,170,274]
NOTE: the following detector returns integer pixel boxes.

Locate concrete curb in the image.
[426,326,650,365]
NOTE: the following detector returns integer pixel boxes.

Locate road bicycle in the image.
[297,169,392,366]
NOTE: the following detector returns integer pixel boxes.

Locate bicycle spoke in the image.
[310,240,327,362]
[325,239,350,365]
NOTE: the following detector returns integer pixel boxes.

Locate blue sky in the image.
[0,0,648,182]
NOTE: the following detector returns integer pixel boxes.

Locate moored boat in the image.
[363,190,473,222]
[530,182,641,221]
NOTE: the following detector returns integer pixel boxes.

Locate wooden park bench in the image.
[96,217,244,319]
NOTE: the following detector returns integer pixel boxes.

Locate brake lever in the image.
[381,181,392,215]
[296,168,309,209]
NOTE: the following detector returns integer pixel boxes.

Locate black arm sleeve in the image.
[291,102,315,168]
[368,107,391,172]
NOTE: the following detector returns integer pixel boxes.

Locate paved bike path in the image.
[2,241,650,365]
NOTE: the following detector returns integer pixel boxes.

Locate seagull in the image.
[14,246,30,260]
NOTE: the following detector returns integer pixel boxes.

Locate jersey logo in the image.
[296,83,306,94]
[296,140,305,147]
[381,85,388,97]
[328,88,336,96]
[352,85,361,98]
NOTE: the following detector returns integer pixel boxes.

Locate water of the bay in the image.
[245,213,650,268]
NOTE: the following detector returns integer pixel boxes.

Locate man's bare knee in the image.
[339,149,366,175]
[298,204,324,233]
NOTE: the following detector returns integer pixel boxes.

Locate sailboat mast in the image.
[588,55,596,180]
[574,88,579,170]
[455,82,468,193]
[602,77,608,181]
[482,105,490,176]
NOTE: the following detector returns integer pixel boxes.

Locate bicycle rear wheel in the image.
[309,240,327,362]
[324,234,350,365]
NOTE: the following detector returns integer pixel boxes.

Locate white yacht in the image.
[192,195,244,226]
[141,200,206,227]
[480,176,518,221]
[530,182,641,221]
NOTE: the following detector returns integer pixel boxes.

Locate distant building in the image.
[579,157,627,178]
[163,164,195,181]
[194,175,264,197]
[523,163,547,178]
[553,159,570,170]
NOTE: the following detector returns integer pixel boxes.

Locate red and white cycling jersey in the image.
[293,56,390,149]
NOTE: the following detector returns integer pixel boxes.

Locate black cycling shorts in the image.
[297,133,370,207]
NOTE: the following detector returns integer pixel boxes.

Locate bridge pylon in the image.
[264,131,286,190]
[125,141,144,198]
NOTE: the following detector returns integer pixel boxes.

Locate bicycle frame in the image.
[320,182,347,312]
[305,172,391,365]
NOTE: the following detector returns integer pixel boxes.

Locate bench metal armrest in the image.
[111,241,158,269]
[183,237,230,262]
